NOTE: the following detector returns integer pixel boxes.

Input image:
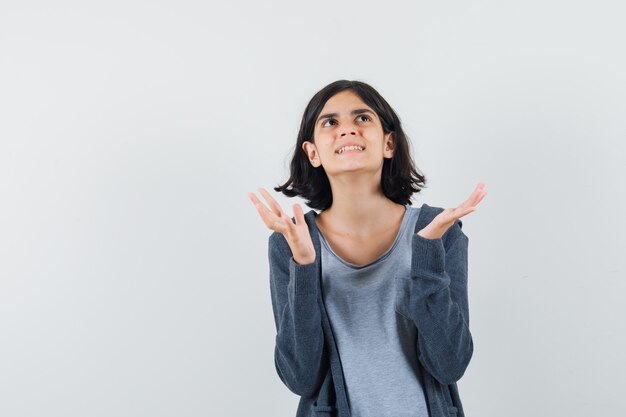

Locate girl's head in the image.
[274,79,426,211]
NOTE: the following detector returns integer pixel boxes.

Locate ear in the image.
[302,141,322,167]
[384,131,396,159]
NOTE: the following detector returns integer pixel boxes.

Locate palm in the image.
[248,187,316,264]
[420,182,487,239]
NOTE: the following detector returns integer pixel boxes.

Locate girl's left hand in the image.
[417,182,487,240]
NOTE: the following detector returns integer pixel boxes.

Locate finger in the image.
[468,183,484,203]
[281,211,297,238]
[469,188,487,208]
[248,192,274,219]
[451,206,475,220]
[457,191,477,210]
[249,192,288,233]
[465,193,480,208]
[258,187,286,218]
[293,203,306,226]
[474,191,487,206]
[248,192,270,217]
[248,192,265,209]
[461,183,486,209]
[473,182,487,205]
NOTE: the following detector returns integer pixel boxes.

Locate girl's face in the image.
[302,90,395,177]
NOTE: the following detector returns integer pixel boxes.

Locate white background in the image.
[1,1,625,416]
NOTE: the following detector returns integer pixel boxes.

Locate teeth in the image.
[337,145,364,154]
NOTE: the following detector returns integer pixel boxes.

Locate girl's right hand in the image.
[247,188,316,265]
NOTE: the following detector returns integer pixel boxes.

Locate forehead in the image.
[321,90,368,111]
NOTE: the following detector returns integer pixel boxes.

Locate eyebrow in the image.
[316,108,377,124]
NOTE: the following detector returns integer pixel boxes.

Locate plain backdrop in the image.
[1,1,625,416]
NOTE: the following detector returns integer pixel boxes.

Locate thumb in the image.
[293,203,306,225]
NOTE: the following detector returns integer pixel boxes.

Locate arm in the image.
[268,232,328,397]
[409,220,473,385]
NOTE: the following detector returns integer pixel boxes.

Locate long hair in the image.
[274,79,427,211]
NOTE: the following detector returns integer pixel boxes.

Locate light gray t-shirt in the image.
[318,205,428,417]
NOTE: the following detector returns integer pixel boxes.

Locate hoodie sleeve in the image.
[409,220,473,385]
[268,232,328,398]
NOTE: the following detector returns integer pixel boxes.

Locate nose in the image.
[339,124,357,136]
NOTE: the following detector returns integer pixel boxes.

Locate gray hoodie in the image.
[268,203,473,417]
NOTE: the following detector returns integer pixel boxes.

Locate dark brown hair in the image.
[274,79,427,211]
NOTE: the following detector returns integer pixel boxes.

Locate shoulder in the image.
[267,232,291,271]
[268,231,288,253]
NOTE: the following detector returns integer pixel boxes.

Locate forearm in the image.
[270,248,327,397]
[408,230,473,384]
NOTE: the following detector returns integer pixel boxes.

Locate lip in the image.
[335,142,366,154]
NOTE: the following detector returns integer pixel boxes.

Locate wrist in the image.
[417,227,443,240]
[293,256,316,265]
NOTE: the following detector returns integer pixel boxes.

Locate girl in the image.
[248,80,486,417]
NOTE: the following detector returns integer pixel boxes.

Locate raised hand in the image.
[417,182,487,240]
[248,188,316,265]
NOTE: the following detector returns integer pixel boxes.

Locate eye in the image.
[321,115,371,127]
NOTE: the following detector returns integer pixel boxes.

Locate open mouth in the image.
[336,145,365,155]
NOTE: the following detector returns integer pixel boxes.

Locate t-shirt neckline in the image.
[317,205,412,270]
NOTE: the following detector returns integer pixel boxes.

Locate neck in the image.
[319,172,406,237]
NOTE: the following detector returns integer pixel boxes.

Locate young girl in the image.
[248,80,486,417]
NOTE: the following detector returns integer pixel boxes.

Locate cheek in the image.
[314,135,333,150]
